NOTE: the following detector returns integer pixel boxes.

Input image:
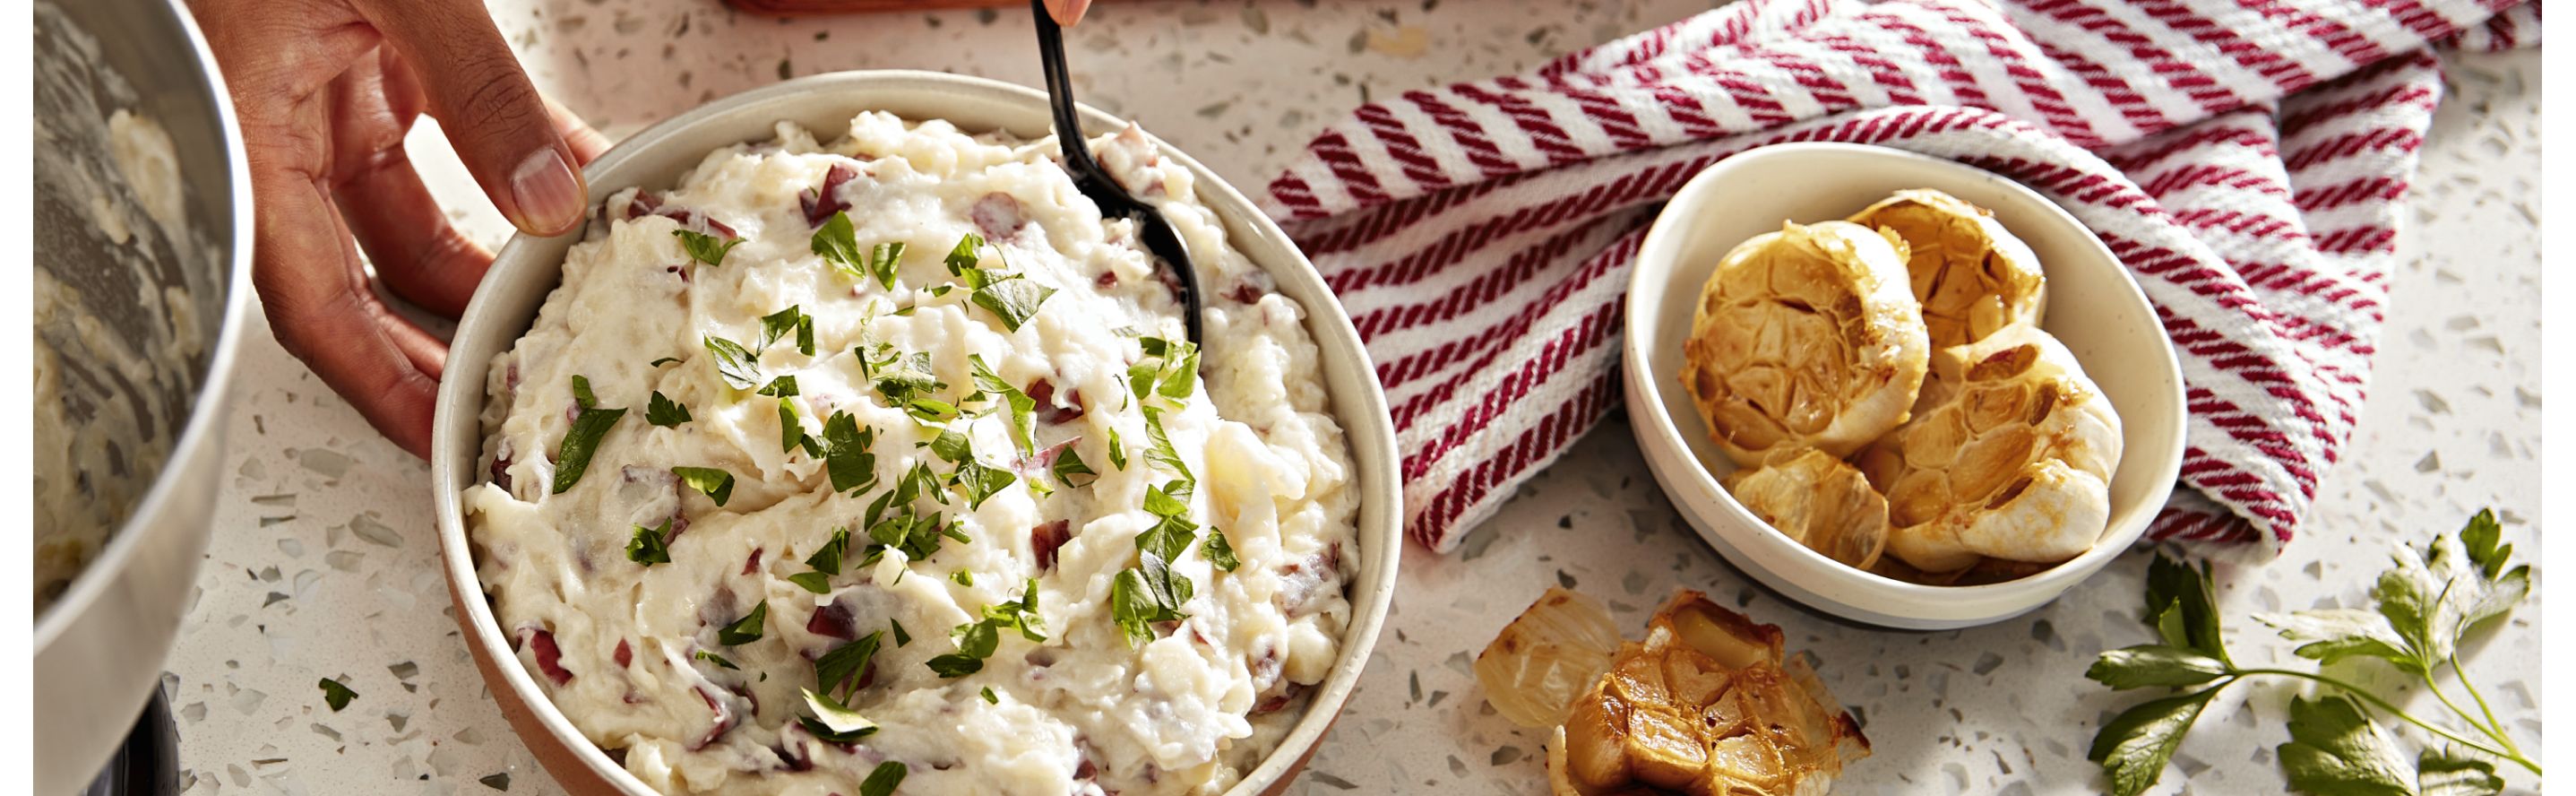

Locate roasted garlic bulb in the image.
[1857,324,2123,573]
[1680,221,1931,467]
[1722,449,1890,571]
[1545,592,1869,796]
[1847,188,2046,349]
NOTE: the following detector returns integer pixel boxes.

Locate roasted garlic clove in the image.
[1478,586,1626,728]
[1723,448,1892,571]
[1848,188,2046,349]
[1858,324,2124,573]
[1679,221,1931,467]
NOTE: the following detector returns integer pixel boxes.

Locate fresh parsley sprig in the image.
[2085,510,2537,796]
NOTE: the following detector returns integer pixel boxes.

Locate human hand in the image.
[194,0,612,458]
[1043,0,1093,25]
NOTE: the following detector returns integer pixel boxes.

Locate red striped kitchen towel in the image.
[1262,0,2540,553]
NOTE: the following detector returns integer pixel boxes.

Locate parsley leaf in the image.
[2083,645,2231,690]
[572,375,599,409]
[890,619,911,646]
[859,762,908,796]
[981,687,999,705]
[806,527,851,575]
[926,619,998,678]
[702,335,762,391]
[646,391,692,427]
[779,398,821,456]
[1111,568,1178,646]
[811,212,866,282]
[758,374,800,397]
[943,231,986,274]
[695,651,740,670]
[719,601,767,645]
[2143,554,2228,662]
[1053,446,1096,487]
[1141,407,1193,486]
[951,569,974,586]
[1105,426,1128,471]
[953,457,1017,510]
[787,571,832,593]
[2090,686,2221,796]
[318,678,358,712]
[648,357,682,368]
[2417,748,2503,796]
[552,396,627,495]
[672,466,735,506]
[675,229,744,267]
[972,274,1055,333]
[865,241,907,290]
[969,355,1038,457]
[2279,694,2413,795]
[1132,337,1202,400]
[627,519,673,566]
[799,685,879,742]
[1203,530,1240,572]
[760,306,807,354]
[814,630,884,704]
[823,412,878,493]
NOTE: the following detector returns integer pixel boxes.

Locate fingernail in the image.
[508,146,585,235]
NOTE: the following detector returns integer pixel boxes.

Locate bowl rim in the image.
[1621,141,2187,612]
[428,69,1400,794]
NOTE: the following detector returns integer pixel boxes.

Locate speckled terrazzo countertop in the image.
[160,2,2544,793]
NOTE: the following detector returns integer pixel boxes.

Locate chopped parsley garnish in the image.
[926,580,1046,678]
[972,274,1055,333]
[1053,446,1096,487]
[648,357,682,368]
[969,356,1038,457]
[1130,337,1202,401]
[814,630,884,705]
[318,678,358,712]
[929,427,973,463]
[702,335,762,391]
[626,519,673,566]
[859,762,908,796]
[1141,406,1193,486]
[695,650,739,671]
[980,687,999,705]
[757,374,800,398]
[646,391,692,427]
[672,466,735,506]
[779,398,822,456]
[759,305,809,355]
[952,454,1018,510]
[1204,529,1241,572]
[866,241,906,290]
[674,229,744,267]
[943,231,986,274]
[861,345,946,409]
[1115,482,1200,645]
[810,212,867,284]
[786,571,833,594]
[798,686,879,743]
[1105,426,1129,471]
[806,527,851,575]
[890,619,911,646]
[572,375,599,409]
[823,411,878,493]
[552,398,627,494]
[952,569,975,586]
[719,601,768,645]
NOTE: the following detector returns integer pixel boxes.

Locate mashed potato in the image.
[464,112,1357,795]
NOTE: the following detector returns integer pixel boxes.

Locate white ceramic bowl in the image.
[1623,143,2185,630]
[429,71,1401,795]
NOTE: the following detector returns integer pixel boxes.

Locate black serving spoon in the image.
[1031,0,1205,345]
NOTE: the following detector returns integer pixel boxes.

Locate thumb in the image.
[353,0,586,235]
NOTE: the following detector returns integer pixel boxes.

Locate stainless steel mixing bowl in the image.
[32,0,254,791]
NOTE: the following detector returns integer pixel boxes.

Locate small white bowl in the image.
[1622,143,2186,630]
